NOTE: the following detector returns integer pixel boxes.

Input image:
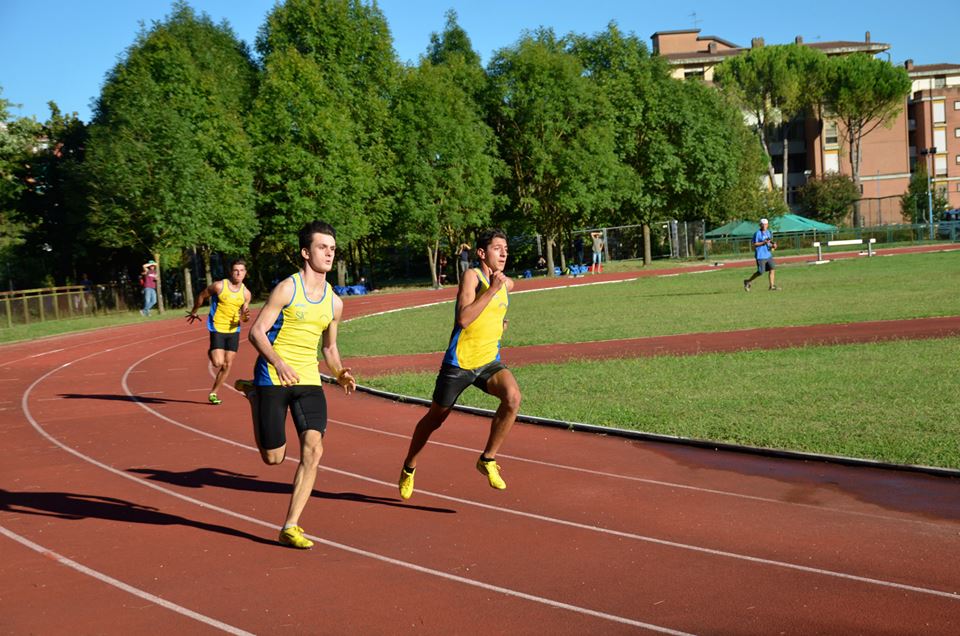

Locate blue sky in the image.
[1,0,952,123]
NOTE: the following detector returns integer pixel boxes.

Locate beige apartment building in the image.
[651,29,960,224]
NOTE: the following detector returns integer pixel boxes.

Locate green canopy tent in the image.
[705,214,837,238]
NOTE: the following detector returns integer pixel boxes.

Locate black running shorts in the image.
[251,385,327,450]
[209,330,240,353]
[431,360,507,408]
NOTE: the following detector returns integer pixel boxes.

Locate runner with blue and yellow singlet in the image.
[235,221,356,550]
[398,229,522,500]
[186,259,252,405]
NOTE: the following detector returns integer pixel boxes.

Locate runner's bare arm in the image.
[186,281,221,323]
[320,295,355,394]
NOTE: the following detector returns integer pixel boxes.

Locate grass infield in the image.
[346,250,959,469]
[340,251,960,357]
[362,336,960,470]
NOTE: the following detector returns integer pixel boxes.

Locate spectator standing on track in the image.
[744,218,779,291]
[234,221,356,549]
[398,229,521,500]
[186,259,253,405]
[140,261,159,316]
[590,231,604,273]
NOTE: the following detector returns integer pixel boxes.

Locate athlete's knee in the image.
[300,433,324,467]
[261,447,285,465]
[502,387,522,413]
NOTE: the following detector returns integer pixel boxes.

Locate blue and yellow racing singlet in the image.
[442,268,509,370]
[254,274,334,386]
[207,279,247,334]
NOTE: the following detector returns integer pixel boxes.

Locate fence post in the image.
[3,295,10,328]
[52,288,60,320]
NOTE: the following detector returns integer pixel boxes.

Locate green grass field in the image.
[340,251,960,356]
[345,250,960,469]
[363,337,960,469]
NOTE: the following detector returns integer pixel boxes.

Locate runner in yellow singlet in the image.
[397,229,522,500]
[186,259,252,405]
[234,221,356,550]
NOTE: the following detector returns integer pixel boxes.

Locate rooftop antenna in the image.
[689,11,702,30]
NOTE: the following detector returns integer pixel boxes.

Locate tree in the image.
[797,173,861,225]
[823,53,911,227]
[900,163,948,224]
[572,24,754,263]
[714,44,828,202]
[488,30,621,276]
[389,60,500,287]
[86,4,258,312]
[0,87,42,287]
[256,0,400,285]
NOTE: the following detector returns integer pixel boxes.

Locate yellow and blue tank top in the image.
[254,274,334,386]
[442,268,509,370]
[207,279,247,334]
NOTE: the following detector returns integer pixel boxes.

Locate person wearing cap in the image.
[140,260,159,315]
[743,218,778,291]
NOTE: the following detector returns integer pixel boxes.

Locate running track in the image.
[2,247,960,634]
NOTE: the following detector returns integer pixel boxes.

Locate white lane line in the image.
[23,349,691,635]
[0,524,254,636]
[28,348,65,358]
[329,420,956,530]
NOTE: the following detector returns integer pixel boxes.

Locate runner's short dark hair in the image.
[229,258,246,269]
[298,221,337,251]
[477,228,507,252]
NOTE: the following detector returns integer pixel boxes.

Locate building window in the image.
[933,101,946,123]
[955,100,960,110]
[824,121,839,146]
[956,154,960,165]
[935,155,947,176]
[824,151,840,173]
[934,76,946,89]
[934,128,948,152]
[955,127,960,138]
[684,68,705,80]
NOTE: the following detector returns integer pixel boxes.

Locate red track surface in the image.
[3,249,960,634]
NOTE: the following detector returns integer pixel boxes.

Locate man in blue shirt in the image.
[743,218,779,291]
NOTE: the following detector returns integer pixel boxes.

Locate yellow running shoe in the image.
[398,467,415,500]
[233,379,255,396]
[476,457,506,490]
[208,393,222,405]
[278,525,313,549]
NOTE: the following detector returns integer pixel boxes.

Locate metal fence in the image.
[525,220,956,271]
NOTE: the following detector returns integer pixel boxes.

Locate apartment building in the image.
[652,29,960,223]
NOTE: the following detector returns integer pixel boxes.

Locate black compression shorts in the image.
[431,360,507,408]
[251,385,327,450]
[209,330,240,353]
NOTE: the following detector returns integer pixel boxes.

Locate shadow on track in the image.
[129,467,456,514]
[59,393,205,405]
[0,488,276,545]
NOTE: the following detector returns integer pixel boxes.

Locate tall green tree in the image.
[0,88,42,287]
[86,3,258,311]
[488,29,620,275]
[900,162,948,224]
[16,104,91,286]
[256,0,400,284]
[573,24,754,263]
[823,53,911,226]
[389,60,500,287]
[714,44,827,202]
